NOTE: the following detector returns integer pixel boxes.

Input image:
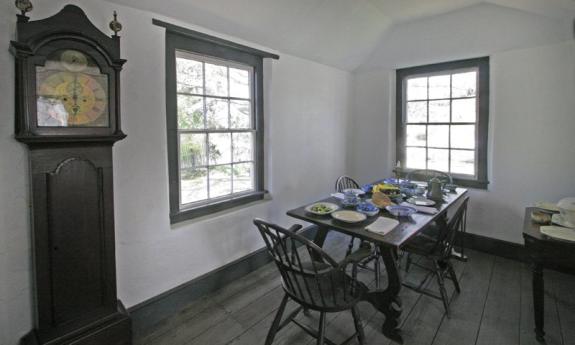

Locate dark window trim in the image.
[159,21,277,224]
[395,57,490,189]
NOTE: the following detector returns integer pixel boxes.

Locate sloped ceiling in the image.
[107,0,575,70]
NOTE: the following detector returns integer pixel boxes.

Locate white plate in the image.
[406,197,436,206]
[552,213,575,229]
[331,210,367,223]
[343,188,365,195]
[535,201,561,213]
[305,202,339,215]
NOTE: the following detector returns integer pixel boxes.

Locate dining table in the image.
[286,184,468,344]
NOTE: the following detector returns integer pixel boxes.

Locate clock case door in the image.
[11,5,126,143]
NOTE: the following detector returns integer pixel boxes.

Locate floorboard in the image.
[137,233,575,345]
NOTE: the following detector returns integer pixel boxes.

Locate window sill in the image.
[170,191,267,224]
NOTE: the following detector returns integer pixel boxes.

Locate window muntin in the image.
[396,58,489,188]
[175,51,256,208]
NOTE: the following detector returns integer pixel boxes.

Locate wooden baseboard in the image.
[128,225,316,338]
[459,231,527,262]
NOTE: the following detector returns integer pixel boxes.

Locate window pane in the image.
[180,133,207,167]
[406,101,427,123]
[451,150,475,175]
[452,98,476,122]
[178,95,204,129]
[230,100,251,129]
[230,68,250,99]
[205,63,228,97]
[428,148,449,171]
[206,98,229,129]
[452,71,476,98]
[208,133,232,165]
[407,77,427,101]
[406,125,426,146]
[428,125,449,148]
[209,165,232,198]
[232,132,253,162]
[180,167,207,204]
[406,147,426,169]
[451,125,475,149]
[428,100,450,123]
[233,162,254,193]
[176,57,203,94]
[428,75,450,99]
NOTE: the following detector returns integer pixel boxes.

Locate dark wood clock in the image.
[10,3,131,345]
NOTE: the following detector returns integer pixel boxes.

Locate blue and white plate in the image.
[386,205,417,217]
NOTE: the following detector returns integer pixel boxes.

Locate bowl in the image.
[386,205,417,217]
[557,197,575,225]
[356,202,379,217]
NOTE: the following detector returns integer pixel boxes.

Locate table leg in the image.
[310,226,329,262]
[364,246,403,344]
[532,262,545,342]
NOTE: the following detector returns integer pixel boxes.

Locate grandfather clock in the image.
[10,3,131,344]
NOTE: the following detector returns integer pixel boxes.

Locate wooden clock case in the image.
[10,5,132,345]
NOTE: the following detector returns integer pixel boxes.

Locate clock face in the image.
[36,50,109,127]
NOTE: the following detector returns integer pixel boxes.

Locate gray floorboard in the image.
[137,233,574,345]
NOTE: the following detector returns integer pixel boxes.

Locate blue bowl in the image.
[385,205,417,217]
[357,202,379,216]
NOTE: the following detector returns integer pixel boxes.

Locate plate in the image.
[386,205,417,217]
[551,213,575,229]
[343,188,365,195]
[305,202,339,215]
[406,197,436,206]
[331,210,367,223]
[535,201,561,213]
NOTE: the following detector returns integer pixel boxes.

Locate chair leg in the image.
[374,251,381,289]
[405,253,412,273]
[433,261,451,317]
[351,305,366,345]
[447,261,461,293]
[317,312,326,345]
[265,293,289,345]
[346,237,355,257]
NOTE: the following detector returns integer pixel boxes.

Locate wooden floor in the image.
[137,232,575,345]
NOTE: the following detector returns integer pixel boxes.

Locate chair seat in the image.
[282,269,368,312]
[403,233,440,257]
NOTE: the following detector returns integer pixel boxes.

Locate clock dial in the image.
[36,50,109,127]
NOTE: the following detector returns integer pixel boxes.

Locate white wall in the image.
[350,3,575,243]
[0,1,352,344]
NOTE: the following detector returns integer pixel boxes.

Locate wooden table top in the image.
[287,188,468,248]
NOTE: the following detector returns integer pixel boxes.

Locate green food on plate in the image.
[311,204,333,213]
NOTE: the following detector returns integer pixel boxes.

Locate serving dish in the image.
[305,202,339,215]
[356,202,380,216]
[386,205,417,217]
[552,213,575,229]
[406,196,436,206]
[331,210,367,223]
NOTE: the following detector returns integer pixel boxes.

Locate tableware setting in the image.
[386,205,417,217]
[343,188,365,196]
[305,202,339,215]
[356,201,380,216]
[406,196,436,206]
[341,190,361,208]
[331,210,367,223]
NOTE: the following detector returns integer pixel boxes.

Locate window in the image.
[396,57,489,189]
[156,20,279,223]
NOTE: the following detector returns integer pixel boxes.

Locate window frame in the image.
[159,20,278,223]
[395,57,490,189]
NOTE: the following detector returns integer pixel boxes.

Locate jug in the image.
[427,177,444,202]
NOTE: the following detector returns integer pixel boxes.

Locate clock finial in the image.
[15,0,33,21]
[109,10,122,37]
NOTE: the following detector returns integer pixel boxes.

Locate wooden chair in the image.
[335,176,383,288]
[254,218,370,345]
[401,197,469,317]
